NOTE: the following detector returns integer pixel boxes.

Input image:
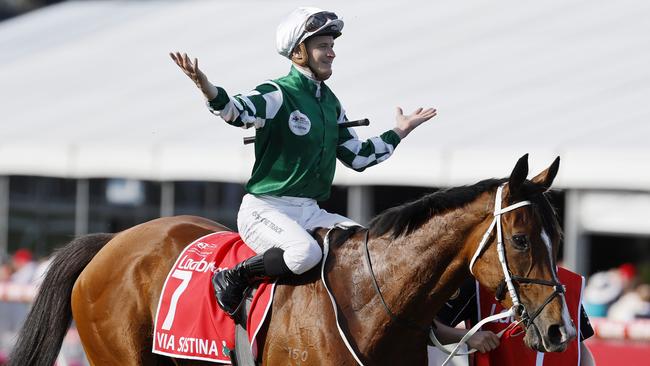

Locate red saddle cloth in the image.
[152,231,275,363]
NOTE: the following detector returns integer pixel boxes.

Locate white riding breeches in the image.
[237,194,358,275]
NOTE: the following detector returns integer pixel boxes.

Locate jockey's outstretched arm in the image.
[170,52,219,100]
[392,106,437,139]
[336,106,437,172]
[170,51,277,130]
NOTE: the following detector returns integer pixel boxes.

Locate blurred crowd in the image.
[0,249,59,365]
[583,263,650,321]
[0,248,51,287]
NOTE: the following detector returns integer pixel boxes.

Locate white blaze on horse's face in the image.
[512,202,575,352]
[541,230,575,338]
[531,230,577,350]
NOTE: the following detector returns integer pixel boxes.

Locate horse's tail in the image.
[8,233,114,366]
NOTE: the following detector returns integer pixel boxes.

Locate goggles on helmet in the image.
[293,11,341,51]
[304,11,339,32]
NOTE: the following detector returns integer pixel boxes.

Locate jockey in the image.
[170,7,437,317]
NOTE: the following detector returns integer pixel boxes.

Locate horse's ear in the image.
[531,156,560,191]
[508,153,529,194]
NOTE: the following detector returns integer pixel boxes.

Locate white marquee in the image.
[1,0,649,190]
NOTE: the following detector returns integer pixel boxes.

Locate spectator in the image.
[583,269,623,318]
[0,258,12,282]
[618,263,637,292]
[608,283,650,320]
[9,248,37,285]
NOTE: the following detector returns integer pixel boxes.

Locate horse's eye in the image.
[512,234,529,250]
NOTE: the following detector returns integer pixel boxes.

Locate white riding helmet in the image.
[276,7,344,59]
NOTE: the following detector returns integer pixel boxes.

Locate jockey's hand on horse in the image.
[467,330,500,353]
[169,52,219,100]
[393,106,437,139]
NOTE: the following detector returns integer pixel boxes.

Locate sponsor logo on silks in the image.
[251,211,284,234]
[288,110,311,136]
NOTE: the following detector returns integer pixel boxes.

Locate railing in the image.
[589,317,650,342]
[586,318,650,365]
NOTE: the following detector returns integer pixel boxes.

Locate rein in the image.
[362,230,430,334]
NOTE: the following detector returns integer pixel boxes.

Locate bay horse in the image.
[9,154,574,366]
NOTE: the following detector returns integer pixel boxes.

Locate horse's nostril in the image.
[547,324,563,345]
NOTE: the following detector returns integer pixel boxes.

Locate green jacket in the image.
[208,66,401,200]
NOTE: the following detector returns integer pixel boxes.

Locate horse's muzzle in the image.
[525,321,576,352]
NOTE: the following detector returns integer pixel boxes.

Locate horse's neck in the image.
[345,192,492,355]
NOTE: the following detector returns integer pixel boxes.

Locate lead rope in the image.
[429,309,522,366]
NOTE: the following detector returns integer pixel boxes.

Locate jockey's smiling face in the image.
[304,35,336,80]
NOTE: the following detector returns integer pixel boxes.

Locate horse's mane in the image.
[369,178,506,238]
[368,178,562,240]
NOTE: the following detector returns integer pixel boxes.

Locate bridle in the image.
[468,183,566,330]
[431,183,567,365]
[362,183,566,365]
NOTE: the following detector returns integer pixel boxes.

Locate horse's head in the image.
[470,154,575,352]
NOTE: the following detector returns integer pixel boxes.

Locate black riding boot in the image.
[212,247,291,317]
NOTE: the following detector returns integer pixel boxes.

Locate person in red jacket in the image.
[432,267,596,366]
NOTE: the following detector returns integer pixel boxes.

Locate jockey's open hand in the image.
[393,106,437,139]
[169,52,218,100]
[467,330,500,353]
